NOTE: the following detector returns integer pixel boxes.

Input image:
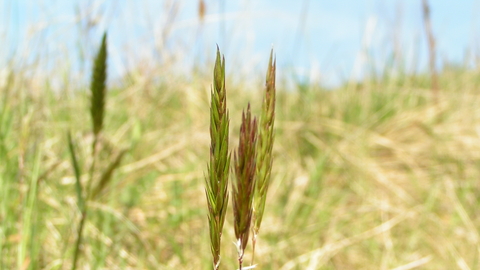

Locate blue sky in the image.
[1,0,479,87]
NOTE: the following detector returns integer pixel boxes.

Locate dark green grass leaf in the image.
[90,149,127,200]
[67,132,84,212]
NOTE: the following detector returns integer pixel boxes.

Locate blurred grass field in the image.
[3,59,480,269]
[3,2,480,270]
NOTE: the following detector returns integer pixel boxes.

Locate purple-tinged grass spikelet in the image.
[232,103,258,270]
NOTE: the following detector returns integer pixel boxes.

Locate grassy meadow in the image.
[3,52,480,269]
[2,7,480,270]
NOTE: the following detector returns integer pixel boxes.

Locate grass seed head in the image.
[90,32,107,136]
[233,103,258,267]
[253,48,276,236]
[205,46,230,269]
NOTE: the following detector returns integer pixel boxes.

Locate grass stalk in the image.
[68,132,85,270]
[90,32,107,139]
[232,104,258,270]
[205,46,230,270]
[252,49,276,265]
[70,32,108,270]
[87,32,107,198]
[421,0,438,101]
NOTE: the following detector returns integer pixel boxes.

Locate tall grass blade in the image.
[18,145,42,270]
[67,131,87,270]
[67,132,84,212]
[90,149,126,200]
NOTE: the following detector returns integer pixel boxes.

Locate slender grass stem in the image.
[70,32,107,270]
[71,210,87,270]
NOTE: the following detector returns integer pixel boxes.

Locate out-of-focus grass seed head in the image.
[90,32,107,137]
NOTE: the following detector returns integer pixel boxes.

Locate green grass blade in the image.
[90,149,127,200]
[67,132,84,212]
